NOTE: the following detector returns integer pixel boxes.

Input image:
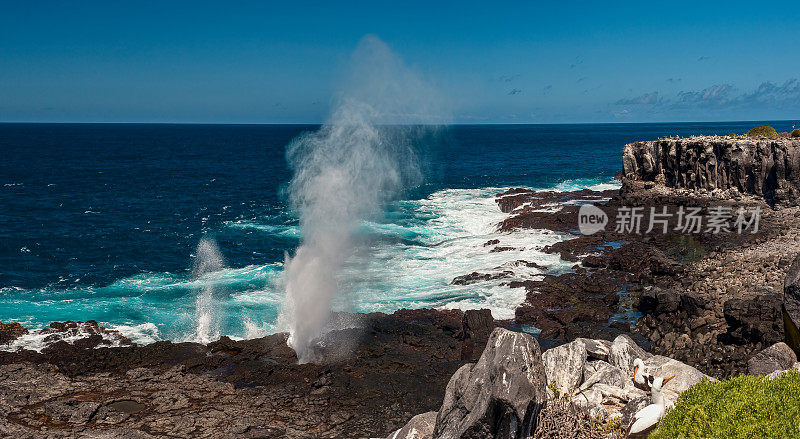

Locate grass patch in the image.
[650,370,800,439]
[746,126,778,138]
[791,129,800,138]
[665,235,707,263]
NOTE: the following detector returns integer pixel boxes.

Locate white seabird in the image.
[629,374,675,437]
[632,357,655,391]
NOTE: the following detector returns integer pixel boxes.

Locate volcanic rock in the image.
[460,309,495,361]
[433,328,547,439]
[578,360,627,390]
[622,136,800,207]
[0,322,27,344]
[575,338,612,362]
[784,254,800,355]
[723,293,783,346]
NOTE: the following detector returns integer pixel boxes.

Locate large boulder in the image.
[747,342,798,376]
[784,255,800,356]
[542,340,587,396]
[433,328,547,439]
[386,412,437,439]
[608,334,650,374]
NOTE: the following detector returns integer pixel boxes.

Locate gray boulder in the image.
[571,388,605,419]
[387,412,437,439]
[608,334,650,374]
[542,340,587,397]
[433,328,547,439]
[582,360,602,382]
[575,337,612,361]
[765,362,800,380]
[748,342,798,376]
[579,360,627,390]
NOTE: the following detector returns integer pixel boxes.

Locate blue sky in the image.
[1,1,799,124]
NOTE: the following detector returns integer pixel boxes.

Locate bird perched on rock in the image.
[632,358,654,391]
[628,374,675,438]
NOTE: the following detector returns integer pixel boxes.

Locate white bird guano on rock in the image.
[628,374,675,437]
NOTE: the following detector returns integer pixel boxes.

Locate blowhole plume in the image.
[278,35,447,362]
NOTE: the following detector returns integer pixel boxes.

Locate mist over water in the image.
[191,238,226,343]
[279,35,446,361]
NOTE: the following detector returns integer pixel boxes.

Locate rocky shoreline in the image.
[1,309,491,438]
[3,135,800,438]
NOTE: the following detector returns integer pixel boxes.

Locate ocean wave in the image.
[2,178,615,344]
[552,177,621,192]
[225,220,302,239]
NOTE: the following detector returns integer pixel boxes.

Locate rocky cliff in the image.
[622,136,800,207]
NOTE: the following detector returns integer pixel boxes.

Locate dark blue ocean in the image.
[1,121,795,346]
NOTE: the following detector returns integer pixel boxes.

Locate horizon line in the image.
[0,119,797,127]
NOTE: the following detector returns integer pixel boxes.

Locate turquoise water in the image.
[1,121,795,346]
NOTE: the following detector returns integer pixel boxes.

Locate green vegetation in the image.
[650,370,800,439]
[746,126,778,137]
[666,235,707,263]
[592,415,622,435]
[791,129,800,138]
[547,380,561,399]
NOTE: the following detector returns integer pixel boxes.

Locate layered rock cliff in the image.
[622,136,800,207]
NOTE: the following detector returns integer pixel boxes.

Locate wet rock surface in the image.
[0,322,27,344]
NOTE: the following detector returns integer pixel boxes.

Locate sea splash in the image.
[278,35,445,362]
[191,238,226,343]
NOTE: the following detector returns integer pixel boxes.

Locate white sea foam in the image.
[109,322,161,345]
[553,178,621,192]
[0,321,152,353]
[334,187,572,320]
